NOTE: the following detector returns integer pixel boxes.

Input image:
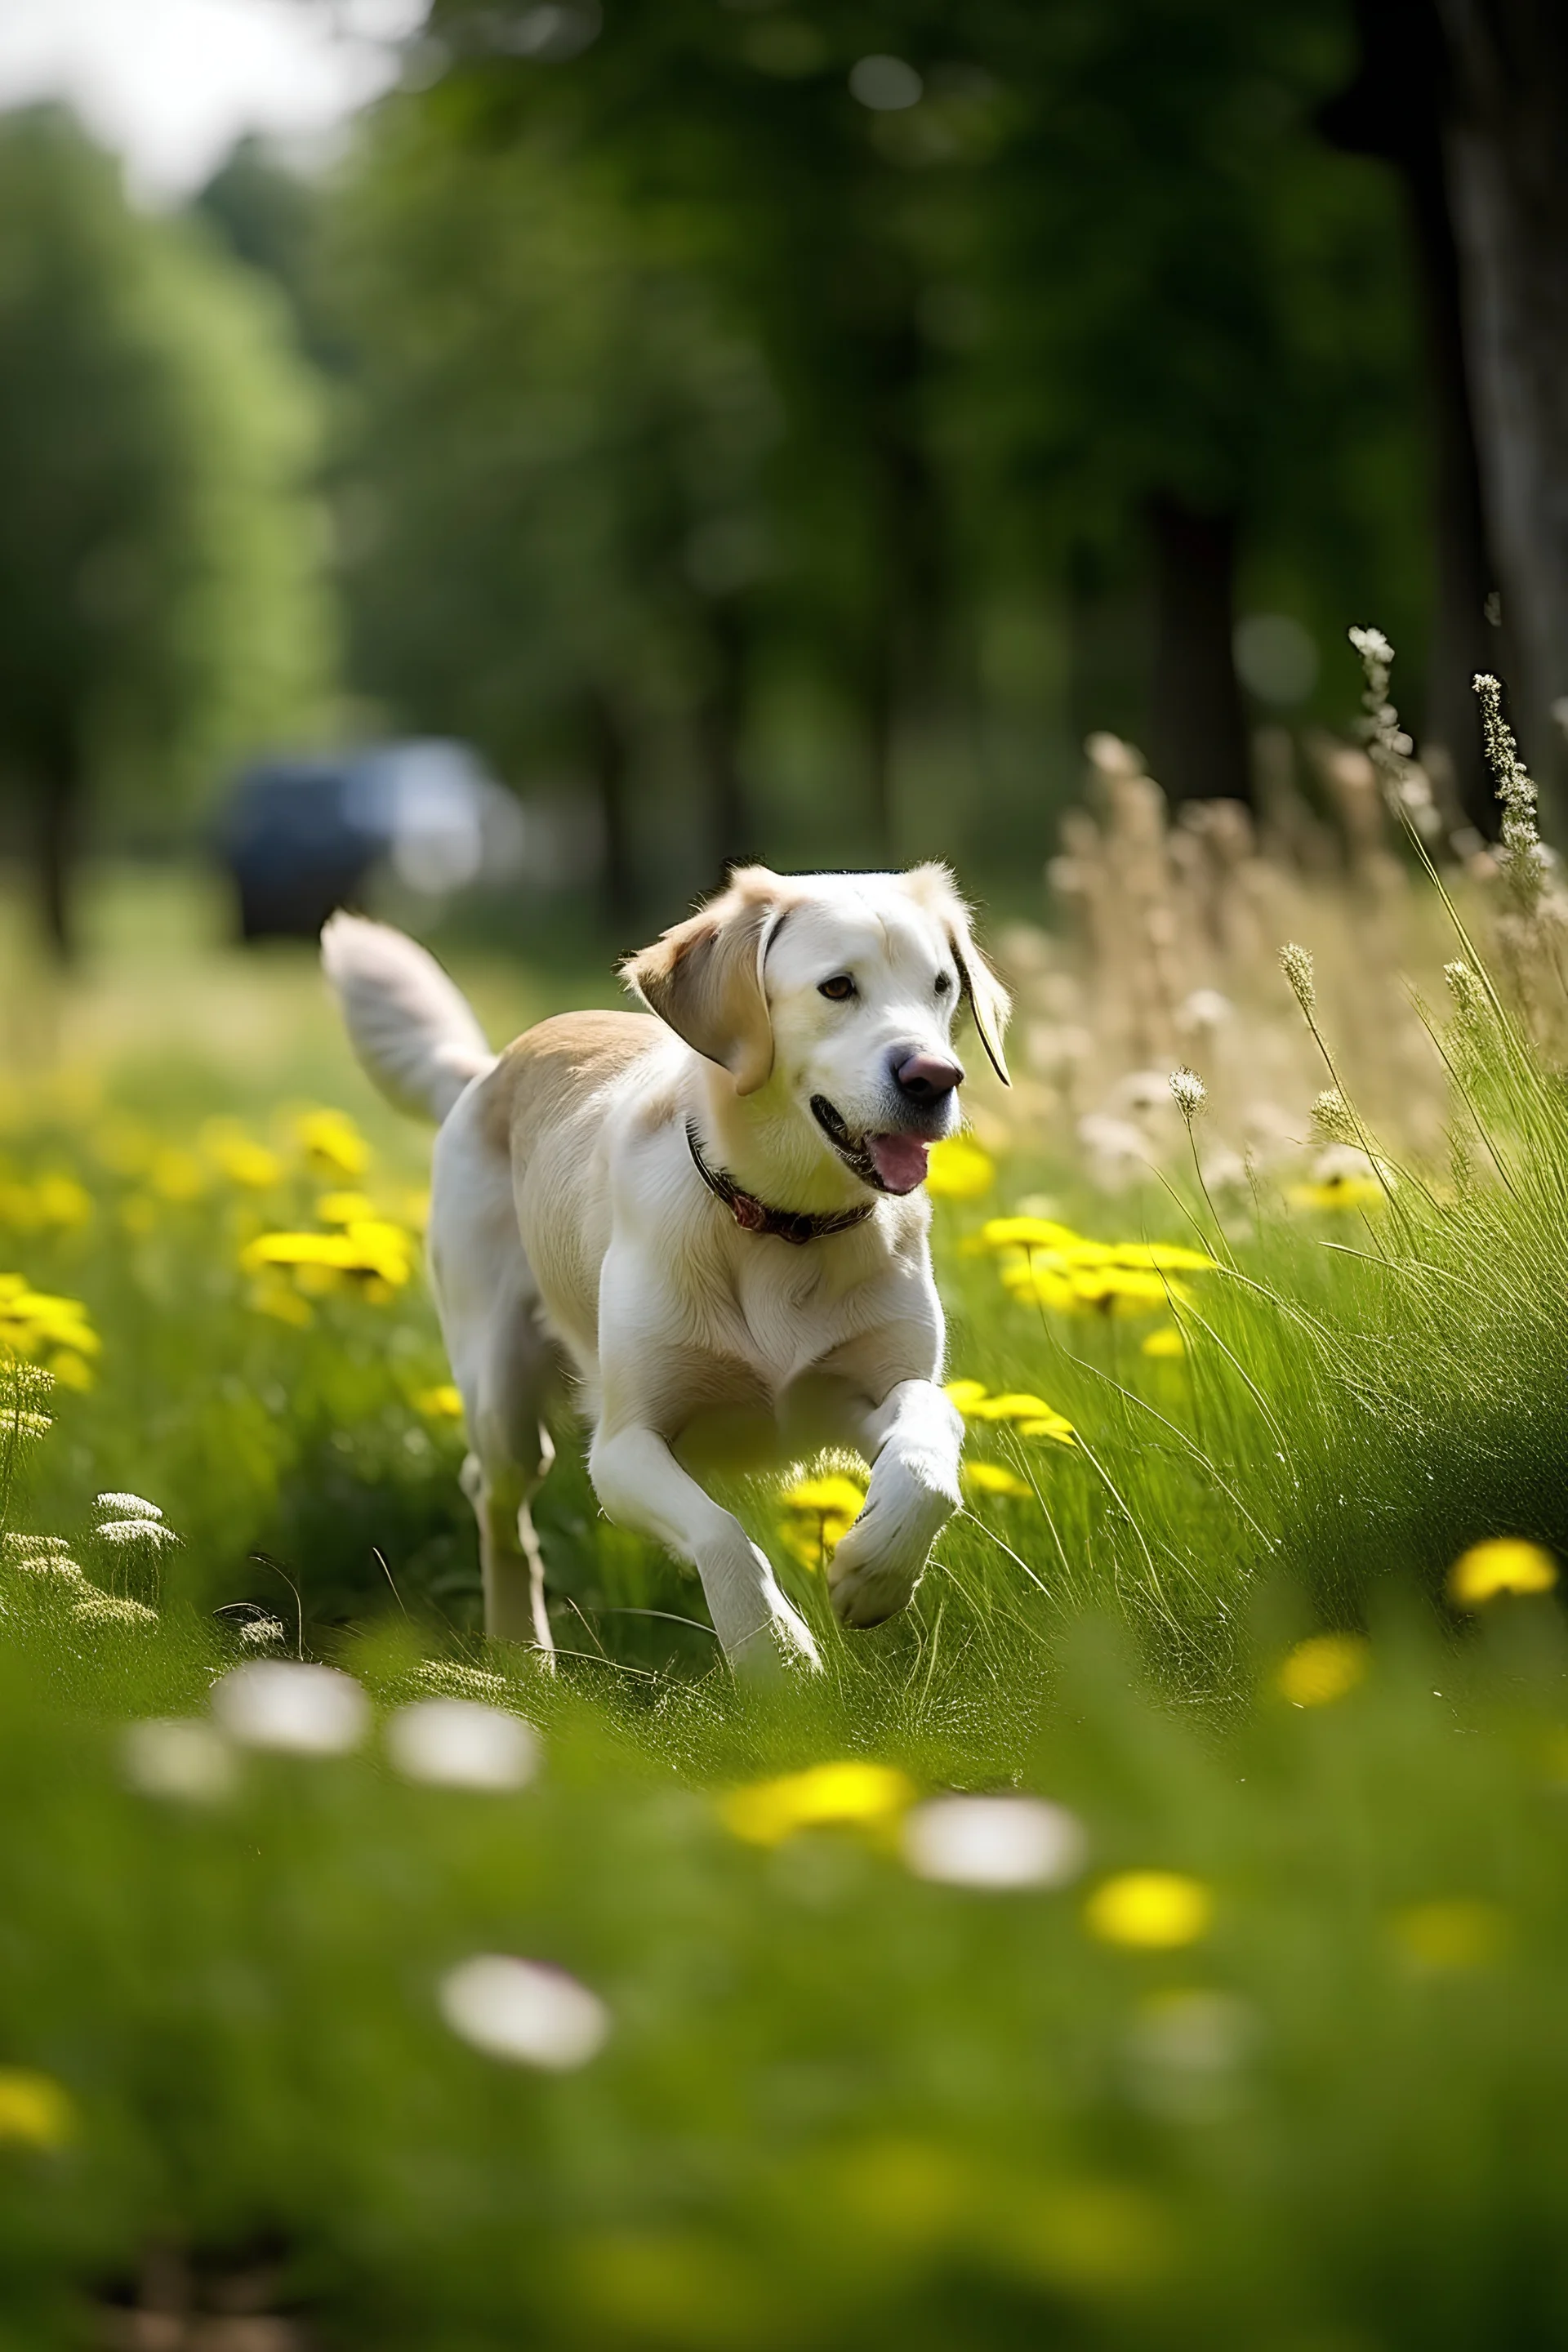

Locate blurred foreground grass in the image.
[4,864,1568,2347]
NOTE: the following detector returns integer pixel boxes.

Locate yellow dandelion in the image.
[248,1276,314,1329]
[1141,1326,1185,1358]
[0,1277,101,1370]
[945,1385,1075,1445]
[720,1760,915,1846]
[924,1135,996,1201]
[777,1471,866,1570]
[240,1220,415,1295]
[1084,1872,1212,1949]
[1276,1633,1369,1708]
[295,1108,371,1179]
[979,1216,1089,1252]
[33,1174,91,1230]
[963,1462,1032,1500]
[315,1192,379,1226]
[1447,1538,1557,1608]
[944,1379,991,1412]
[415,1383,466,1420]
[201,1122,284,1190]
[0,2069,74,2149]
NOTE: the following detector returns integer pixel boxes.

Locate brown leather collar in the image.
[686,1122,874,1246]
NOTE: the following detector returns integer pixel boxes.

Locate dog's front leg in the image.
[590,1424,822,1674]
[828,1379,964,1628]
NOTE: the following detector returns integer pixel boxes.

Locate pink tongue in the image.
[866,1133,931,1194]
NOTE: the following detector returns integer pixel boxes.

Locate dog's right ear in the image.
[621,869,786,1095]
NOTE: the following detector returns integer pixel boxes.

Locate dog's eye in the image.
[934,972,953,996]
[818,974,855,1002]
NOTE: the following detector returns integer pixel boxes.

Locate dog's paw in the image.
[827,1508,924,1629]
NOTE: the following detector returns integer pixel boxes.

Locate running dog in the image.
[322,864,1009,1670]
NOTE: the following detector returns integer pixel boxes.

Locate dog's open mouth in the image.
[810,1096,931,1196]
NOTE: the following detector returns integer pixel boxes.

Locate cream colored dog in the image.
[322,865,1009,1671]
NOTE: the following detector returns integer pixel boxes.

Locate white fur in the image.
[322,869,1008,1673]
[322,912,495,1122]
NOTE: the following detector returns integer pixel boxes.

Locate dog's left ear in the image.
[621,867,786,1095]
[901,863,1011,1085]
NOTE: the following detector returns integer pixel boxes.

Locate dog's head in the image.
[622,865,1009,1195]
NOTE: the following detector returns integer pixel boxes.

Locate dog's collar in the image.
[685,1122,874,1246]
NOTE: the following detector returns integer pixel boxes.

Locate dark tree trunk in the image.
[860,303,944,862]
[34,759,80,963]
[695,596,751,885]
[582,686,635,930]
[1430,0,1568,807]
[1321,0,1506,836]
[1147,492,1252,807]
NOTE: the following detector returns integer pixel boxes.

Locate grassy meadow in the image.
[4,859,1568,2347]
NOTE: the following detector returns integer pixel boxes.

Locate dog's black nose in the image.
[893,1049,964,1103]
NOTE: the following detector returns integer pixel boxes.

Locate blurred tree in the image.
[0,108,333,956]
[326,101,781,918]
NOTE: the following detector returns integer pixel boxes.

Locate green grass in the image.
[3,867,1568,2346]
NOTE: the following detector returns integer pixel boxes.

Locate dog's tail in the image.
[320,913,496,1124]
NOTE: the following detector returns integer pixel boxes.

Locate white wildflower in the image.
[238,1614,287,1650]
[122,1718,235,1803]
[439,1955,609,2070]
[95,1519,180,1549]
[94,1493,163,1520]
[212,1661,369,1756]
[387,1699,539,1793]
[413,1659,510,1704]
[71,1589,158,1630]
[1474,672,1543,911]
[902,1795,1087,1891]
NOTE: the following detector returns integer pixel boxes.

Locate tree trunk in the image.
[695,597,751,886]
[1147,492,1252,807]
[1322,0,1508,836]
[34,759,80,963]
[582,686,635,930]
[1436,0,1568,808]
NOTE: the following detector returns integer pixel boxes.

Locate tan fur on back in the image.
[474,1009,661,1357]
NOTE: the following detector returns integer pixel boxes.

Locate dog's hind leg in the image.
[430,1095,559,1656]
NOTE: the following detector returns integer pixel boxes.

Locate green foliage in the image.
[0,109,333,943]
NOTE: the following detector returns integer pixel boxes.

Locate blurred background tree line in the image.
[1,0,1564,953]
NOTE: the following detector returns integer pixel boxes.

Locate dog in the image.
[322,864,1009,1671]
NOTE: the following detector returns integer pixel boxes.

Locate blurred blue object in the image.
[220,741,526,939]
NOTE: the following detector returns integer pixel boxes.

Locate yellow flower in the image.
[240,1220,416,1296]
[1084,1872,1212,1949]
[415,1383,466,1420]
[1141,1326,1185,1358]
[201,1122,284,1190]
[0,1276,101,1374]
[0,2069,74,2149]
[777,1471,866,1570]
[1286,1177,1383,1212]
[1276,1633,1368,1708]
[1447,1537,1557,1607]
[248,1276,314,1328]
[924,1135,996,1200]
[316,1192,379,1226]
[979,1216,1087,1252]
[33,1174,91,1230]
[295,1107,371,1179]
[963,1463,1032,1500]
[47,1350,95,1393]
[1003,1260,1187,1316]
[945,1384,1075,1446]
[1392,1900,1509,1972]
[720,1761,916,1846]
